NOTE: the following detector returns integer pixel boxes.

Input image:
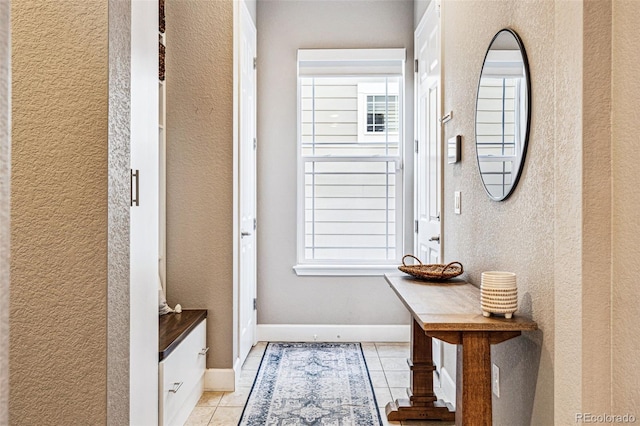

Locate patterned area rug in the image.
[239,342,382,425]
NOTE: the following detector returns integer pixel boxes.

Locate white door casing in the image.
[130,0,159,423]
[237,2,258,368]
[415,0,456,408]
[415,0,442,266]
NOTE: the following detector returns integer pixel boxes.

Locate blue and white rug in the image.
[239,342,382,425]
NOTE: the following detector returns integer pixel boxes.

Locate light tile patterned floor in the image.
[185,342,453,426]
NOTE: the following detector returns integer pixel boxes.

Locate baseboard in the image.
[440,366,456,409]
[204,368,235,392]
[256,324,410,343]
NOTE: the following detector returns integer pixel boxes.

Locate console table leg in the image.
[385,319,455,422]
[455,332,492,426]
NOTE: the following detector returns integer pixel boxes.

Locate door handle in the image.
[241,231,252,237]
[429,235,440,242]
[130,169,139,207]
[169,382,183,393]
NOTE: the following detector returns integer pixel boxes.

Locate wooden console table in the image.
[384,274,537,426]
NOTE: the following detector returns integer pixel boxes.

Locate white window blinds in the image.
[296,49,405,272]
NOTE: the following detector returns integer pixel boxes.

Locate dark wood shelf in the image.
[159,309,207,361]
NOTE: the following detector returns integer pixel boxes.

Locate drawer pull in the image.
[169,382,183,393]
[199,347,210,356]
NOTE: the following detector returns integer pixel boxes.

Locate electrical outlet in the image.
[454,191,461,214]
[492,363,500,397]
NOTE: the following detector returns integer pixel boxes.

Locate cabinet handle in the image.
[130,169,140,207]
[169,381,183,393]
[199,347,210,356]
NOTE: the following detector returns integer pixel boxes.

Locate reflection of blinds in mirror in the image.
[476,77,519,199]
[476,78,517,156]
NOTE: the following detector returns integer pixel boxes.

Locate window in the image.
[366,95,398,133]
[295,49,406,275]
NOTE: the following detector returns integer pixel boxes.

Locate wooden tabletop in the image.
[159,309,207,361]
[385,273,537,332]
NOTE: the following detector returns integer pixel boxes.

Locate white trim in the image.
[256,324,410,343]
[231,0,240,375]
[233,356,242,392]
[293,264,400,276]
[440,366,457,409]
[204,368,236,392]
[298,48,406,77]
[298,48,406,63]
[296,67,406,269]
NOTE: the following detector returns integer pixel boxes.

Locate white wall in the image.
[244,0,256,25]
[256,0,413,327]
[414,0,430,29]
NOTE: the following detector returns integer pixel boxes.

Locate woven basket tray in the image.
[398,255,464,281]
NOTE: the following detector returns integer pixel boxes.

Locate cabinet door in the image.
[159,321,207,426]
[130,0,159,424]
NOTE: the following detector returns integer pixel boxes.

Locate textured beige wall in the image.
[443,1,550,424]
[444,1,616,424]
[256,0,412,327]
[10,1,108,423]
[580,0,612,414]
[553,1,585,421]
[166,0,235,368]
[612,0,640,416]
[0,0,10,422]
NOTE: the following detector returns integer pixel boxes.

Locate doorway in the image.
[234,0,258,373]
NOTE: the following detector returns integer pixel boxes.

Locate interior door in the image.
[415,0,456,407]
[415,1,441,265]
[238,2,257,367]
[130,0,159,423]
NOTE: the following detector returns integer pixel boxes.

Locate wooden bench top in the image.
[385,273,537,332]
[158,309,207,361]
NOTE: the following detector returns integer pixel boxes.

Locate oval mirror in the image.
[475,29,530,201]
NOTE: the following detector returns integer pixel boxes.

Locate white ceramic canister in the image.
[481,271,517,318]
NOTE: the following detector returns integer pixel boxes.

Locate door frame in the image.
[414,0,457,408]
[232,0,258,385]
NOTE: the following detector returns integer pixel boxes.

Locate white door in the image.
[237,2,257,367]
[130,0,159,424]
[415,0,456,407]
[415,0,442,265]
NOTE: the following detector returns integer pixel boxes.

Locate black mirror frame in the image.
[475,28,531,202]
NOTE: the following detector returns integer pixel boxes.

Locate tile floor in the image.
[185,342,454,426]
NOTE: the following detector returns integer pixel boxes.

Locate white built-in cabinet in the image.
[159,0,167,293]
[158,311,208,426]
[130,0,160,424]
[159,321,207,426]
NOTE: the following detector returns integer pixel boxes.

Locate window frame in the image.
[365,94,399,135]
[294,49,406,276]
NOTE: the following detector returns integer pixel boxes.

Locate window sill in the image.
[293,264,399,277]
